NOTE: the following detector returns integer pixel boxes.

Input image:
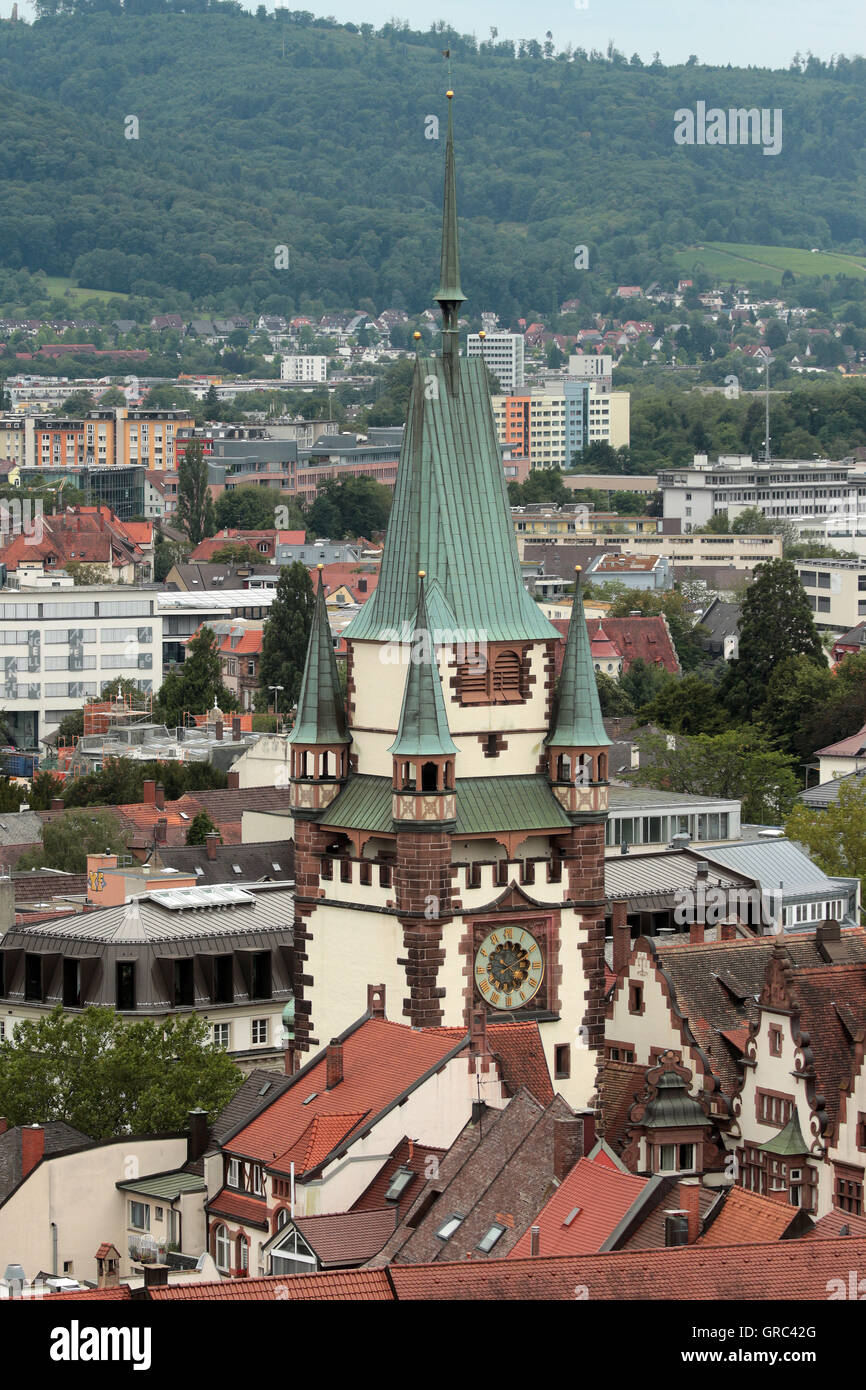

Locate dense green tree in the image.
[186,810,220,845]
[0,777,27,812]
[637,673,730,735]
[508,469,571,506]
[16,809,127,873]
[258,562,315,710]
[595,671,634,717]
[785,779,866,904]
[722,559,824,716]
[62,756,227,809]
[155,627,237,726]
[306,476,391,540]
[214,486,302,533]
[0,1007,242,1140]
[58,390,96,415]
[619,657,674,709]
[154,533,191,583]
[176,441,216,546]
[209,542,262,564]
[28,770,67,810]
[760,654,834,761]
[630,727,800,824]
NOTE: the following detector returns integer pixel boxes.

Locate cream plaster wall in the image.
[241,809,293,844]
[0,1137,189,1281]
[229,736,291,790]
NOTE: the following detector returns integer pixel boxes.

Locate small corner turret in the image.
[288,565,351,818]
[545,567,611,818]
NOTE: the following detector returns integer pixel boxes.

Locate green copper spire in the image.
[434,92,465,319]
[288,568,350,746]
[389,574,458,758]
[545,568,611,749]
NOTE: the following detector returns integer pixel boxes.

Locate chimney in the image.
[21,1123,44,1178]
[678,1181,702,1244]
[128,837,148,864]
[232,716,241,740]
[155,817,167,845]
[187,1108,208,1163]
[143,1264,169,1291]
[721,921,736,941]
[695,861,709,881]
[326,1039,344,1090]
[689,920,705,945]
[143,779,156,805]
[0,1118,7,1136]
[50,797,63,812]
[612,900,631,975]
[227,770,240,790]
[154,783,165,811]
[553,1115,585,1183]
[529,1226,540,1257]
[367,983,386,1018]
[215,719,223,742]
[205,831,219,861]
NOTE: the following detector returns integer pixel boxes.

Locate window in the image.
[213,1023,230,1050]
[769,1025,783,1056]
[213,955,233,1004]
[554,1044,571,1079]
[457,646,526,705]
[214,1224,230,1273]
[436,1214,464,1241]
[251,1018,269,1046]
[129,1202,150,1232]
[628,983,644,1015]
[742,1146,765,1194]
[834,1167,864,1216]
[658,1143,694,1173]
[270,1227,316,1277]
[251,951,271,1000]
[857,1113,866,1151]
[477,1223,506,1254]
[173,959,194,1007]
[62,958,80,1009]
[25,954,43,1002]
[384,1166,415,1202]
[116,962,136,1011]
[154,1206,164,1222]
[757,1090,794,1127]
[237,1235,249,1274]
[227,1158,241,1188]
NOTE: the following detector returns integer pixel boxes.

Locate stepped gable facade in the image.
[287,94,611,1107]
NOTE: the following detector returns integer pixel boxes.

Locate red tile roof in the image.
[351,1138,447,1212]
[273,1112,369,1177]
[803,1210,866,1239]
[44,1285,133,1300]
[790,962,866,1133]
[148,1271,394,1300]
[225,1019,465,1174]
[434,1021,554,1107]
[552,615,679,678]
[508,1158,648,1257]
[698,1187,800,1245]
[814,723,866,756]
[291,1208,398,1266]
[207,1189,270,1229]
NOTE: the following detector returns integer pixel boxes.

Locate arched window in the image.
[276,1207,290,1231]
[214,1224,230,1273]
[421,761,438,792]
[237,1234,249,1275]
[556,753,571,782]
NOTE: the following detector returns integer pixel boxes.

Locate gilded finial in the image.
[317,562,324,571]
[446,89,454,99]
[478,329,486,340]
[413,331,422,341]
[418,569,426,579]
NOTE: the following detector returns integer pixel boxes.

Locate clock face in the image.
[475,926,544,1010]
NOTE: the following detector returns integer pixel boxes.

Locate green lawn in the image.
[674,242,866,286]
[36,274,129,304]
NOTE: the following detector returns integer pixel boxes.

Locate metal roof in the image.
[157,590,277,612]
[117,1172,206,1200]
[605,852,750,901]
[319,774,571,836]
[699,839,850,896]
[2,885,294,943]
[608,787,740,812]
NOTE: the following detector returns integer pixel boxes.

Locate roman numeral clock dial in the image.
[475,927,544,1010]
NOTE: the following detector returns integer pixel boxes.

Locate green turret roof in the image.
[389,577,458,758]
[641,1068,709,1130]
[288,570,350,746]
[545,571,611,749]
[758,1111,810,1156]
[344,96,556,648]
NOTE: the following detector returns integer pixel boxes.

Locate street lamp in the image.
[269,685,284,722]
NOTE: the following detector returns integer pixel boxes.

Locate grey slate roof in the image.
[157,843,294,885]
[0,1123,92,1205]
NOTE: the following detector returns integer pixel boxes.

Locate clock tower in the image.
[288,93,610,1107]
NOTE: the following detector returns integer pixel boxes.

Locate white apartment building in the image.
[491,380,630,471]
[0,582,162,746]
[466,332,525,392]
[567,353,613,381]
[659,454,866,534]
[795,558,866,633]
[280,355,328,384]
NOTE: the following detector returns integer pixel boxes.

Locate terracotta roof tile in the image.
[698,1186,800,1245]
[803,1210,866,1239]
[292,1208,398,1266]
[508,1157,649,1257]
[148,1270,394,1300]
[599,1060,648,1151]
[207,1189,270,1229]
[44,1285,133,1300]
[433,1021,554,1106]
[273,1112,369,1176]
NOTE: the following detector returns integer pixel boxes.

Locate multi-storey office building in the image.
[492,379,630,470]
[0,582,162,745]
[659,454,866,533]
[795,558,866,632]
[280,355,328,383]
[157,589,277,668]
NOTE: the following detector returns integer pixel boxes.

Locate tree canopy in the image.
[258,561,315,711]
[16,808,128,873]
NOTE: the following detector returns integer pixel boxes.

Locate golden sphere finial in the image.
[418,569,426,579]
[317,562,324,571]
[478,330,486,340]
[575,565,582,574]
[413,331,422,341]
[446,89,454,99]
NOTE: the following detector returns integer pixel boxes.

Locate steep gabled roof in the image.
[698,1186,802,1245]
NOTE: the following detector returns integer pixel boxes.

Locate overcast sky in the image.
[282,0,863,69]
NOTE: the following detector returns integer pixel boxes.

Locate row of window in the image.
[21,951,273,1011]
[606,812,731,846]
[0,601,154,620]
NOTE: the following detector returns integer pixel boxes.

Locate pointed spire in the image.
[389,573,458,758]
[435,90,465,379]
[288,567,349,746]
[545,568,611,748]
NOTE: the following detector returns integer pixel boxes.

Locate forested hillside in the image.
[0,8,864,318]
